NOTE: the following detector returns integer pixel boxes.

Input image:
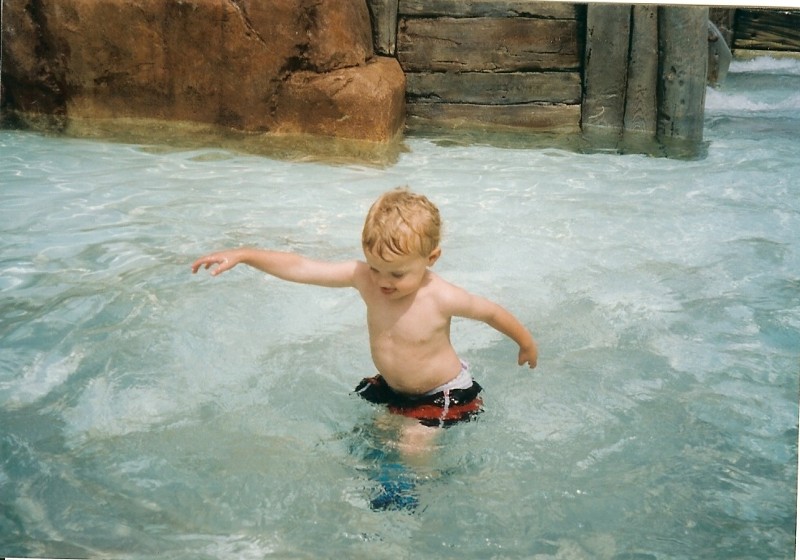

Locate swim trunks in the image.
[355,361,483,428]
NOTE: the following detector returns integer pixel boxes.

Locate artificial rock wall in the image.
[0,0,406,143]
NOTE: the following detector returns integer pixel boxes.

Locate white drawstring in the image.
[439,390,451,428]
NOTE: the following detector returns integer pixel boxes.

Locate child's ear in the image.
[428,247,442,266]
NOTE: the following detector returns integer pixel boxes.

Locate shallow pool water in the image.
[1,57,798,559]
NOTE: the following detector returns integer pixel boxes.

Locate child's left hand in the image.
[518,342,538,369]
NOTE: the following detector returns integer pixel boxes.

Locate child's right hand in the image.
[191,251,239,276]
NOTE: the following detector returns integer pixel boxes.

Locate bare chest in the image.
[366,296,449,346]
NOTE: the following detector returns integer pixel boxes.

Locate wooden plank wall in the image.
[365,0,718,151]
[394,1,583,133]
[733,9,800,52]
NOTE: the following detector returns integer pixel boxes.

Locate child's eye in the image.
[391,272,405,279]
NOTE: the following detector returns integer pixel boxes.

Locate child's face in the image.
[364,248,440,300]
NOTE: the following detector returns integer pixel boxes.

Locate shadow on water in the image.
[407,123,709,160]
[1,111,709,165]
[0,113,410,168]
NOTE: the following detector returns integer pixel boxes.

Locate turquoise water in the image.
[1,57,798,559]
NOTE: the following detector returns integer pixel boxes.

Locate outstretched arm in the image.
[191,248,359,288]
[445,286,538,368]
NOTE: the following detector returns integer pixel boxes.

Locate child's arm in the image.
[479,299,538,368]
[191,248,359,288]
[444,285,538,368]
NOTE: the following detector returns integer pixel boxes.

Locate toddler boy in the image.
[192,188,538,427]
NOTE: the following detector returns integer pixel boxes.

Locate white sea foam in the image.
[1,350,83,409]
[61,376,184,443]
[705,87,800,113]
[729,56,800,75]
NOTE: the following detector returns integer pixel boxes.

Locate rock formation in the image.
[0,0,406,143]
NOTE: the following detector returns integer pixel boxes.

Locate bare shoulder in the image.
[430,273,496,320]
[351,260,373,290]
[428,273,475,310]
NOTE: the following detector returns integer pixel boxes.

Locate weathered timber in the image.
[581,4,709,151]
[709,8,736,47]
[368,0,399,55]
[397,17,580,72]
[406,72,580,104]
[582,4,631,133]
[658,6,708,143]
[734,9,800,52]
[407,102,580,133]
[624,5,658,136]
[399,0,578,19]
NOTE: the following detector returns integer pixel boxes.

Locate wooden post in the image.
[623,5,658,137]
[581,4,632,135]
[367,0,399,56]
[657,6,709,145]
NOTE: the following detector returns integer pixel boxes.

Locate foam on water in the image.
[729,56,800,75]
[1,57,798,559]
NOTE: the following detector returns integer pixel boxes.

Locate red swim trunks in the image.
[355,374,483,428]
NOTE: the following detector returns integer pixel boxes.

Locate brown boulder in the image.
[1,0,405,142]
[274,57,405,142]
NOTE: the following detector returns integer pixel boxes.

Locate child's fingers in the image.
[210,257,232,276]
[518,351,538,369]
[191,255,224,274]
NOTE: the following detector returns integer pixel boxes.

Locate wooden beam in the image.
[407,102,580,133]
[397,17,580,72]
[734,9,800,52]
[399,0,579,19]
[406,71,581,104]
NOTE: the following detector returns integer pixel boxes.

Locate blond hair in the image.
[362,187,441,259]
